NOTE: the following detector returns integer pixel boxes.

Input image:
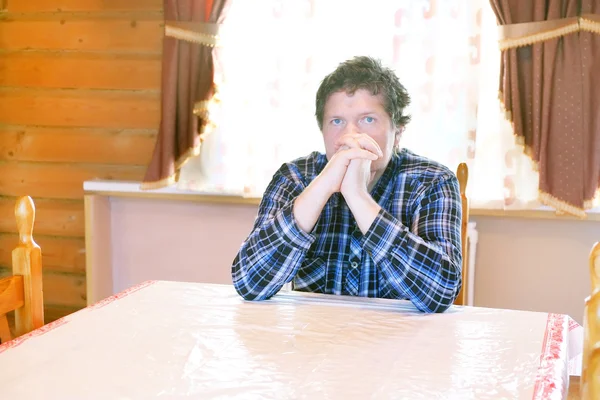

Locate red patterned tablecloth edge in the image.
[569,317,580,332]
[86,280,157,311]
[0,280,157,354]
[532,313,570,400]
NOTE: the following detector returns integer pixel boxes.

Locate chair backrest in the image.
[581,242,600,399]
[590,241,600,294]
[454,163,469,306]
[0,196,44,343]
[586,342,600,400]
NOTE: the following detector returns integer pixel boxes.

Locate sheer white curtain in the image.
[470,1,539,209]
[178,0,540,209]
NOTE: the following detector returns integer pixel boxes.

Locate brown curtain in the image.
[490,0,600,217]
[142,0,229,189]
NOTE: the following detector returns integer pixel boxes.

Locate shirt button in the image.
[350,261,359,269]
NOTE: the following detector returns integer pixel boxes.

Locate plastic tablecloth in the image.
[0,281,583,399]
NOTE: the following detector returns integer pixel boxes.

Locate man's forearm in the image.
[359,179,463,313]
[343,190,381,234]
[232,201,316,300]
[293,176,334,233]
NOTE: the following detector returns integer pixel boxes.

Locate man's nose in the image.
[342,122,360,136]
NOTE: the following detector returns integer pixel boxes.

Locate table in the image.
[0,281,582,399]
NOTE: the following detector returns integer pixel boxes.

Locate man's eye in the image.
[331,118,343,126]
[364,116,375,124]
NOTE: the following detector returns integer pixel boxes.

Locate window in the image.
[178,0,541,210]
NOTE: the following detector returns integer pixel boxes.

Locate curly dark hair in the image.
[315,56,411,131]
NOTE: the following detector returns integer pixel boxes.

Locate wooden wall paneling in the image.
[40,271,87,308]
[0,197,84,237]
[0,234,86,275]
[7,0,163,13]
[44,304,83,322]
[0,52,162,90]
[0,88,160,129]
[0,267,86,308]
[0,127,156,165]
[0,17,163,53]
[0,0,164,323]
[0,162,147,199]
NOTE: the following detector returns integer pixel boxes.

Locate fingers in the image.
[336,147,379,162]
[335,134,380,155]
[335,134,383,157]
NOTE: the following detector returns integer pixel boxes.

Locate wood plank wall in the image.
[0,0,163,322]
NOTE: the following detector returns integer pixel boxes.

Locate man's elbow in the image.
[416,297,454,314]
[232,280,272,301]
[432,270,463,313]
[416,272,462,313]
[237,290,268,302]
[433,296,456,313]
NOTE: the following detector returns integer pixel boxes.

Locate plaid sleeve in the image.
[232,168,316,300]
[362,174,462,313]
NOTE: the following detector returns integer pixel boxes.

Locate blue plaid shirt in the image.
[232,148,462,312]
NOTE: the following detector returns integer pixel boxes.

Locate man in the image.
[231,56,462,313]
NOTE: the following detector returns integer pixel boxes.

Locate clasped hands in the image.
[320,133,383,199]
[293,132,384,234]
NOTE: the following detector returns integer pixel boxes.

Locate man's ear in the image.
[394,126,405,147]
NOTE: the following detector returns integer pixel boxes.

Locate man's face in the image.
[322,89,400,182]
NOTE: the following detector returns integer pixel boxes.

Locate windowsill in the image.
[83,180,600,221]
[83,180,262,205]
[469,207,600,221]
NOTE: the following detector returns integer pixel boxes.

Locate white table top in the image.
[0,281,581,399]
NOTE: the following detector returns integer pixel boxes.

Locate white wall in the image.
[472,215,594,324]
[109,197,256,293]
[88,194,595,325]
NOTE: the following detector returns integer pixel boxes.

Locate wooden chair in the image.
[581,292,600,399]
[583,342,600,400]
[454,162,469,306]
[0,196,44,343]
[580,242,600,399]
[589,242,600,294]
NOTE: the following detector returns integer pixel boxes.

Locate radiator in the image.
[466,222,479,306]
